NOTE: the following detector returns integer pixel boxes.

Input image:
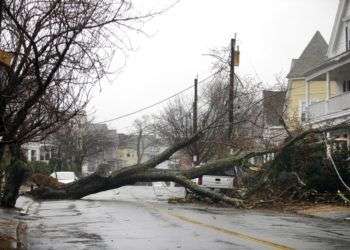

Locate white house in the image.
[303,0,350,146]
[23,142,53,163]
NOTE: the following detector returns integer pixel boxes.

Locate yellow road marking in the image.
[165,211,294,250]
[139,192,293,250]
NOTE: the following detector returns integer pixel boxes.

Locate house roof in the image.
[304,50,350,81]
[287,31,329,79]
[262,90,286,127]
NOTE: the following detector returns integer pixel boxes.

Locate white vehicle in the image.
[50,171,78,184]
[196,175,234,190]
[152,182,166,188]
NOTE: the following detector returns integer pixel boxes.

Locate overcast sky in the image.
[88,0,338,133]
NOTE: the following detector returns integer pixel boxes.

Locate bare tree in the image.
[132,116,161,164]
[51,118,117,174]
[0,0,159,207]
[153,71,265,166]
[272,70,288,92]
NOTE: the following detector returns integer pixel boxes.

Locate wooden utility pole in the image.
[193,78,198,165]
[227,37,236,140]
[193,78,198,136]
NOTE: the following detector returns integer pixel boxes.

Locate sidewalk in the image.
[0,196,33,249]
[296,204,350,221]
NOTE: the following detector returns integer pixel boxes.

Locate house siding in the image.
[286,79,337,126]
[116,148,140,168]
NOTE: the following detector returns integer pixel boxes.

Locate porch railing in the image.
[308,91,350,121]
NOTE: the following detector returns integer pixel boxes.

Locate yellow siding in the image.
[286,79,337,127]
[116,148,138,166]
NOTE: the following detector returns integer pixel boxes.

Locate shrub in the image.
[28,161,54,175]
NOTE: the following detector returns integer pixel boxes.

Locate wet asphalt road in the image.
[16,186,350,250]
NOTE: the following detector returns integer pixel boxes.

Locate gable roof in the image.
[287,31,329,79]
[262,90,286,127]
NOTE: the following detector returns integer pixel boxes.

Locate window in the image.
[31,150,37,161]
[45,151,51,160]
[40,150,45,161]
[39,147,51,161]
[126,153,130,157]
[343,80,350,92]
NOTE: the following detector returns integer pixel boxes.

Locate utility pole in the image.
[227,36,236,140]
[193,78,198,166]
[193,78,198,136]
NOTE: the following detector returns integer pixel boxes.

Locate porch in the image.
[309,91,350,124]
[304,52,350,126]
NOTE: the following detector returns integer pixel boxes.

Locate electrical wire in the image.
[96,69,222,124]
[323,133,350,193]
[103,69,311,136]
[116,78,309,136]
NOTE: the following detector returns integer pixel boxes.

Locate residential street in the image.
[2,1,350,249]
[14,186,350,250]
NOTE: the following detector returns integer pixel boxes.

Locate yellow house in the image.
[116,147,139,168]
[285,31,336,127]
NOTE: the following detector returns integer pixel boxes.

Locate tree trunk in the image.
[0,144,5,194]
[27,150,258,207]
[0,143,31,208]
[1,159,31,208]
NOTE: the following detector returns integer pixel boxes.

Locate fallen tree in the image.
[26,123,350,207]
[28,132,250,207]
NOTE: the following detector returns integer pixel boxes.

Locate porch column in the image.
[326,72,331,100]
[325,72,330,114]
[36,149,40,162]
[305,80,310,120]
[27,149,31,161]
